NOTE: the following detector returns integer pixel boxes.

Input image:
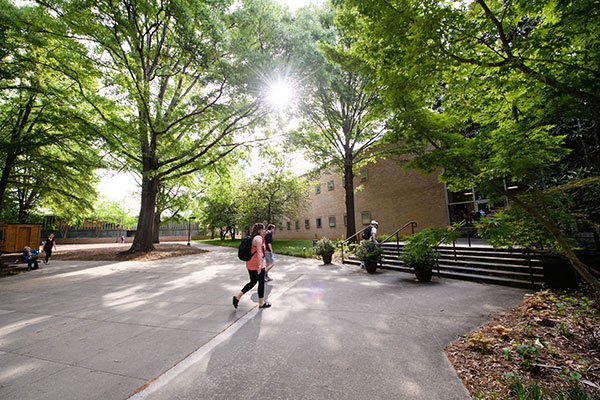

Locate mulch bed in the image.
[445,289,600,398]
[52,243,207,262]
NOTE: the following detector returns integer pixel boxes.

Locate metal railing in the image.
[337,226,373,262]
[338,222,417,263]
[379,222,418,260]
[435,219,468,277]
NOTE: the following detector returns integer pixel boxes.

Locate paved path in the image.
[0,243,529,399]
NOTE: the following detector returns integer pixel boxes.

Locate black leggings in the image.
[44,249,52,263]
[241,269,265,298]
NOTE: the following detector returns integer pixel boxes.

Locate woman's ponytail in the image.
[251,223,264,237]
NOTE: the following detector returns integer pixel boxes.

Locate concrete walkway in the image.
[0,243,529,399]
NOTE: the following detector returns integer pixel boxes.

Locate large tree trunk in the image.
[344,162,357,241]
[0,94,35,214]
[153,211,161,244]
[18,209,29,223]
[0,153,16,213]
[131,171,158,252]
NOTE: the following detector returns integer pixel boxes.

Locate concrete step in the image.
[381,264,541,288]
[344,254,543,288]
[436,263,543,279]
[380,250,540,265]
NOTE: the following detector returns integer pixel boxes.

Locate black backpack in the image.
[238,235,256,261]
[362,226,372,240]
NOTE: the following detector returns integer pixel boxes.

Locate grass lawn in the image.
[198,238,317,258]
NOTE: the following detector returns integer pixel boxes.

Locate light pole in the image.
[187,216,196,246]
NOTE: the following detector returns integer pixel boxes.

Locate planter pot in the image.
[364,259,378,274]
[322,254,333,264]
[414,262,433,282]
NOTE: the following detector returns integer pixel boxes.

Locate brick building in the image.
[278,158,451,240]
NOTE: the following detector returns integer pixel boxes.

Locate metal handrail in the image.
[437,219,467,247]
[435,219,467,278]
[379,222,418,263]
[380,222,417,245]
[338,226,371,263]
[337,226,372,247]
[338,222,417,264]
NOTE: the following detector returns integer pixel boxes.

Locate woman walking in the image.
[233,223,271,309]
[42,233,57,264]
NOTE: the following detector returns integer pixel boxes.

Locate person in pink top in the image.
[233,223,272,309]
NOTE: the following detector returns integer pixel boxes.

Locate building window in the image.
[361,211,371,225]
[295,220,300,230]
[327,180,334,191]
[305,219,310,229]
[316,218,322,229]
[315,184,321,194]
[329,216,336,227]
[286,221,291,230]
[359,169,368,182]
[344,215,347,227]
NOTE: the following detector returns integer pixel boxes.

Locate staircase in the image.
[344,242,544,289]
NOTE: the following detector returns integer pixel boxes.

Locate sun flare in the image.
[265,79,296,111]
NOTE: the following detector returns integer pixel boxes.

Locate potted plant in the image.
[401,228,451,282]
[315,237,336,264]
[401,247,437,282]
[356,240,383,273]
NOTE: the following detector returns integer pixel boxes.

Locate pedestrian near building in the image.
[22,246,39,271]
[42,233,57,264]
[264,224,275,282]
[233,223,271,309]
[370,220,379,243]
[360,220,379,269]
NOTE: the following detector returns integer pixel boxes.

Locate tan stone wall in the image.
[277,158,449,240]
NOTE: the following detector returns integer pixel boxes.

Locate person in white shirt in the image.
[370,220,378,243]
[360,220,379,269]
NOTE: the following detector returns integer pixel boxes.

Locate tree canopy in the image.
[0,0,100,222]
[336,0,600,290]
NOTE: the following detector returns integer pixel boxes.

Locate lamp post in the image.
[187,216,196,246]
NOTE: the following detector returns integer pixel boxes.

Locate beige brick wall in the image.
[277,158,449,240]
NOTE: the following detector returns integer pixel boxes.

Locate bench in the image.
[0,253,28,273]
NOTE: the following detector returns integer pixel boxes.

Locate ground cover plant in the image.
[446,290,600,399]
[199,239,316,258]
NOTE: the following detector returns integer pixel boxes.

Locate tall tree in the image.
[289,7,389,240]
[199,168,243,240]
[337,0,600,290]
[35,0,277,252]
[0,1,100,218]
[7,144,98,223]
[237,153,311,231]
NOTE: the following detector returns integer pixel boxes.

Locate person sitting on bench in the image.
[22,246,39,271]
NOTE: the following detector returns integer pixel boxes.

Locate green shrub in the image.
[400,247,437,269]
[400,227,457,263]
[356,240,383,263]
[516,344,539,371]
[314,237,336,257]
